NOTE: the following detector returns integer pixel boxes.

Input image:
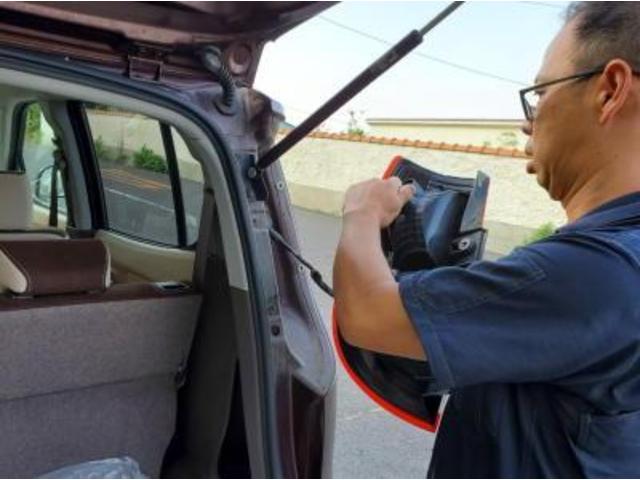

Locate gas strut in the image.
[256,1,464,171]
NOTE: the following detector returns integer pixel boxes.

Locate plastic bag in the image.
[40,457,146,479]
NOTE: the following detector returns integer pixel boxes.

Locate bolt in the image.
[276,181,285,190]
[271,324,281,336]
[247,167,258,179]
[457,237,472,251]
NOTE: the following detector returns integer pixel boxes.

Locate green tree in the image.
[133,145,167,173]
[497,131,519,148]
[346,109,365,136]
[25,104,43,143]
[521,222,555,245]
[94,136,129,165]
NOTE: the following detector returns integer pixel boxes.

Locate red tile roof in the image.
[278,129,529,159]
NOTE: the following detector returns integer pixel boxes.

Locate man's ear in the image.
[597,59,634,124]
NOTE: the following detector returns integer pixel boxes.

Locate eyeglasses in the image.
[519,68,604,122]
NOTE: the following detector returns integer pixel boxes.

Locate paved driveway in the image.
[292,206,501,478]
[292,207,434,479]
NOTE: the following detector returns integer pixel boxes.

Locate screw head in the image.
[457,237,472,251]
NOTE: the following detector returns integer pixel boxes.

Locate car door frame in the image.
[0,44,336,477]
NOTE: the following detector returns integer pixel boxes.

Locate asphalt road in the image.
[292,207,435,479]
[292,207,502,478]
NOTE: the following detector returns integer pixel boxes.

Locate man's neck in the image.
[562,159,640,222]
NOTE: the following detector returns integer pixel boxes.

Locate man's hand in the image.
[343,177,416,228]
[334,176,426,361]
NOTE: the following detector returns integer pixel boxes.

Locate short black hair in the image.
[565,2,640,71]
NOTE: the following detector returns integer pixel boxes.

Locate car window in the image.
[20,102,67,228]
[85,105,203,247]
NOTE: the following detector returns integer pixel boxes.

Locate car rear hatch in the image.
[0,1,333,84]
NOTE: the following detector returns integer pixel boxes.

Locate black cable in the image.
[269,228,334,298]
[200,46,237,115]
[215,64,236,110]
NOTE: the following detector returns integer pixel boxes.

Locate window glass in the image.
[85,105,178,245]
[85,106,204,247]
[20,102,67,227]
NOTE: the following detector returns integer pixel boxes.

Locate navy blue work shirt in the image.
[399,192,640,478]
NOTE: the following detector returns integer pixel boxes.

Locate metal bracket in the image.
[126,43,171,81]
[126,56,163,81]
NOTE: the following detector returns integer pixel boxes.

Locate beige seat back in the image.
[0,171,65,239]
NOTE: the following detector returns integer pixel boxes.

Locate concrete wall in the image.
[367,121,528,150]
[280,136,565,255]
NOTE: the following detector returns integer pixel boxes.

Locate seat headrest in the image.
[0,171,32,230]
[0,239,111,296]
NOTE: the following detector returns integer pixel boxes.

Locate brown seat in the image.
[0,238,110,295]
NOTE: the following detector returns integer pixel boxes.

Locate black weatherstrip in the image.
[8,102,28,171]
[67,101,107,230]
[160,122,187,248]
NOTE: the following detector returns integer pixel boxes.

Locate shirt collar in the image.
[558,191,640,234]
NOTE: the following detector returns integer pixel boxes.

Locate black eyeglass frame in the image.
[519,67,605,122]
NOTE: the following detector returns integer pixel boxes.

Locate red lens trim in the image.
[332,305,439,432]
[332,154,440,432]
[382,155,404,179]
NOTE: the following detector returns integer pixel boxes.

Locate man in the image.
[334,2,640,477]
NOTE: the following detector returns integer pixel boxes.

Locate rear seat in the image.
[0,171,66,240]
[0,238,201,477]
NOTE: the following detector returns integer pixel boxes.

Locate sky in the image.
[254,1,569,131]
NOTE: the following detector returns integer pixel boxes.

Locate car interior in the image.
[0,75,252,478]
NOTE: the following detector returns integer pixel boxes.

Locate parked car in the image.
[0,2,336,478]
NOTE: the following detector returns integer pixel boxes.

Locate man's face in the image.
[523,20,594,201]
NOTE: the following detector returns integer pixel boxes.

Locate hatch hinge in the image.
[125,42,172,81]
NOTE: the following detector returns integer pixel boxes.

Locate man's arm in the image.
[333,177,426,361]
